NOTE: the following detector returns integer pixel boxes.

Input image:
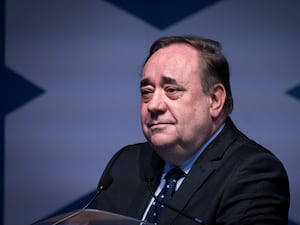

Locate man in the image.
[96,36,290,225]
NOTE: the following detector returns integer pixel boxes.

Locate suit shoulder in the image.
[105,142,154,168]
[116,142,152,155]
[235,134,284,164]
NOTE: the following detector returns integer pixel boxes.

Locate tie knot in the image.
[165,167,185,182]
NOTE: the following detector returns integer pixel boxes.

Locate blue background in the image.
[2,0,300,224]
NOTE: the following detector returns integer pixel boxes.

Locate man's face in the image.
[140,43,215,165]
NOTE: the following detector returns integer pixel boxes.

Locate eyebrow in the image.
[161,76,178,85]
[140,78,152,87]
[140,76,178,87]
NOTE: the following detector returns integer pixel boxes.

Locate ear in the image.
[209,83,226,119]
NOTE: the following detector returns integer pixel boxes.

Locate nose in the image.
[147,91,167,115]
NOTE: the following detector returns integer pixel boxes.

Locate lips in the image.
[146,120,175,128]
[148,123,167,128]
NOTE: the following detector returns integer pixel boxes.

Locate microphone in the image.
[144,168,206,225]
[52,174,113,225]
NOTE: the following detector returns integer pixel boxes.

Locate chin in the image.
[143,129,177,147]
[147,136,176,151]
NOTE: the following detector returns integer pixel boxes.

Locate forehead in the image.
[142,43,202,84]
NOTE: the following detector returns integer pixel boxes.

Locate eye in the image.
[165,86,184,99]
[165,86,179,93]
[140,87,154,102]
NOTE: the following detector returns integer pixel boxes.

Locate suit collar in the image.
[205,117,242,161]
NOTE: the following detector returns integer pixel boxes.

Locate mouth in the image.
[147,122,173,128]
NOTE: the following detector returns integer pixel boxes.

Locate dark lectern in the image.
[33,209,153,225]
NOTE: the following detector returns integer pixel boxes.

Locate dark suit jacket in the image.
[96,118,290,225]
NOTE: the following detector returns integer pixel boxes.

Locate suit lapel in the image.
[158,153,215,224]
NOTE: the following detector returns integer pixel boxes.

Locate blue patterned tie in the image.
[145,167,186,224]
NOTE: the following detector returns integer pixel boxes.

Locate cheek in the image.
[140,105,150,131]
[140,104,147,117]
[180,99,210,126]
